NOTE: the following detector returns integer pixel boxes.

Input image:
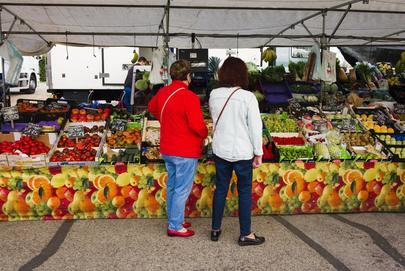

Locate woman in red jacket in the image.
[148,60,208,237]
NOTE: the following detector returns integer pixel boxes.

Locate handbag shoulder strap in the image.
[160,87,185,121]
[214,87,240,131]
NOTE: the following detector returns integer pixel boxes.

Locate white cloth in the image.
[320,50,337,83]
[149,47,164,85]
[209,87,263,162]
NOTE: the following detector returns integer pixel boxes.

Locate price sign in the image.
[111,119,128,131]
[46,102,66,111]
[84,107,100,115]
[66,125,85,139]
[1,106,19,122]
[288,98,302,114]
[23,123,42,138]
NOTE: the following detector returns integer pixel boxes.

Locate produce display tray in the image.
[287,81,321,94]
[141,143,164,163]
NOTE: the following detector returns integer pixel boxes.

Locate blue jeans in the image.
[212,155,253,236]
[163,154,198,231]
[123,86,132,112]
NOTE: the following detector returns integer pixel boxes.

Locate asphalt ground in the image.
[0,213,404,271]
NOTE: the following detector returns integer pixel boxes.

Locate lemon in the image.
[116,172,131,187]
[387,163,398,173]
[329,163,339,173]
[305,168,320,182]
[141,166,153,176]
[363,168,378,182]
[51,173,67,188]
[387,128,394,134]
[104,165,116,174]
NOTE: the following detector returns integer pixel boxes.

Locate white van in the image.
[0,56,39,94]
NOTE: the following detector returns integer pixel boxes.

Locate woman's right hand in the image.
[252,155,263,168]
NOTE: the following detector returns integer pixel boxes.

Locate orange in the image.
[104,182,118,200]
[268,193,283,209]
[56,187,68,199]
[344,185,353,198]
[112,196,125,208]
[31,190,41,204]
[32,176,50,189]
[26,176,35,190]
[126,211,137,218]
[298,191,311,203]
[157,173,168,188]
[285,185,297,198]
[327,192,342,208]
[94,175,115,189]
[80,197,96,212]
[301,202,312,213]
[307,182,318,193]
[357,190,369,202]
[120,186,132,198]
[47,197,61,210]
[385,191,400,207]
[366,181,376,192]
[0,177,9,187]
[285,170,304,185]
[344,170,363,184]
[14,198,30,214]
[96,189,107,203]
[65,177,75,188]
[145,195,160,215]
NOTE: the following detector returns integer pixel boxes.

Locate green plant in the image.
[39,56,47,82]
[208,56,221,80]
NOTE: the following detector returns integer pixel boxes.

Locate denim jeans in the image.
[163,154,198,231]
[212,155,253,236]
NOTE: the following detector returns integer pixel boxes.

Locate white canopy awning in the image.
[0,0,404,54]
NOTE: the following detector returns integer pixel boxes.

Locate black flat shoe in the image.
[211,230,221,241]
[238,233,265,246]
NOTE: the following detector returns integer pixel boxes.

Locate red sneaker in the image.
[182,221,191,228]
[167,229,195,237]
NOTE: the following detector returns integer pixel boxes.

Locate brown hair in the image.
[170,60,191,81]
[218,57,248,89]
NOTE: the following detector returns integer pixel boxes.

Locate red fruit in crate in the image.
[103,108,111,114]
[71,108,79,115]
[304,162,316,170]
[59,198,70,209]
[71,114,79,120]
[101,113,109,121]
[363,161,375,170]
[114,162,127,174]
[79,109,86,115]
[98,108,104,114]
[0,188,9,202]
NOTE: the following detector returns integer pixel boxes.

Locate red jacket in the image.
[148,80,208,158]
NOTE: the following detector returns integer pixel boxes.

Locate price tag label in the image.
[47,102,65,111]
[289,98,302,112]
[23,123,42,138]
[1,106,19,121]
[84,107,100,115]
[111,119,128,131]
[66,125,85,139]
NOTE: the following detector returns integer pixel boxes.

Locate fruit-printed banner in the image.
[0,161,404,221]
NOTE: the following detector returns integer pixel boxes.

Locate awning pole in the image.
[362,29,405,45]
[0,5,51,47]
[0,8,7,107]
[328,4,352,43]
[301,22,320,47]
[262,0,365,47]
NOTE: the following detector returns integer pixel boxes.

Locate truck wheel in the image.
[27,74,37,94]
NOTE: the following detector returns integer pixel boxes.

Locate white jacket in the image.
[209,87,263,162]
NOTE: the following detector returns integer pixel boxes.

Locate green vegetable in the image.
[278,145,313,160]
[262,65,285,82]
[135,79,149,91]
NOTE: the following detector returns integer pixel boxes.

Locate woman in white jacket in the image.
[209,57,265,246]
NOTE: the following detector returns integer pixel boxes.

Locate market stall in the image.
[0,1,405,221]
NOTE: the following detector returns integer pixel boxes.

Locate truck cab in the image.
[0,56,38,94]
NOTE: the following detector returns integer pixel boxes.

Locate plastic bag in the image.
[149,47,164,85]
[0,40,23,86]
[320,50,337,83]
[311,44,321,81]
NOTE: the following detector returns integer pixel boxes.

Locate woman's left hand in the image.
[252,155,262,168]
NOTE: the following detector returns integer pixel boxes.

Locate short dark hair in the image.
[218,57,248,89]
[170,60,191,81]
[138,57,147,63]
